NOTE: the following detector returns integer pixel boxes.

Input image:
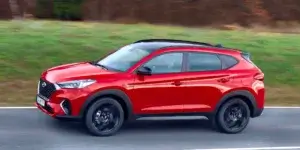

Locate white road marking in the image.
[0,106,36,109]
[0,106,300,109]
[186,146,300,150]
[265,106,300,109]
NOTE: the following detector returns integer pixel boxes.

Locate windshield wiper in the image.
[90,62,109,70]
[89,61,125,72]
[96,64,109,70]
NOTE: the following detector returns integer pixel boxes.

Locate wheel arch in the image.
[214,90,258,118]
[79,89,134,121]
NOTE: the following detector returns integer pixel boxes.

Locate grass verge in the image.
[0,20,300,106]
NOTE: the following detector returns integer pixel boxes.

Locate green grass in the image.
[0,20,300,105]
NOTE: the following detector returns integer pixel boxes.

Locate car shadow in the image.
[46,117,214,136]
[123,118,212,131]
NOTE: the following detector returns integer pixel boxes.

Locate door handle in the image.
[217,77,231,83]
[172,81,182,86]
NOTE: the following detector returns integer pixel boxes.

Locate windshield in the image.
[97,44,151,72]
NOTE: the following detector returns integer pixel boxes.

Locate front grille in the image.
[38,79,56,99]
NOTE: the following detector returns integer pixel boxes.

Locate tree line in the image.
[1,0,300,27]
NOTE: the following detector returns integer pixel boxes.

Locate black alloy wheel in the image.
[214,98,250,134]
[85,98,124,136]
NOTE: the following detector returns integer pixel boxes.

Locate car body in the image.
[35,39,265,136]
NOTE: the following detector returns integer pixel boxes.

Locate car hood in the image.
[42,62,116,83]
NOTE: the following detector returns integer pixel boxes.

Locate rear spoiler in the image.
[241,51,252,63]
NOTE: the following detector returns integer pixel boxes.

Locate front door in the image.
[132,52,185,114]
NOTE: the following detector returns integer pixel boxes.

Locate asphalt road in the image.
[0,108,300,150]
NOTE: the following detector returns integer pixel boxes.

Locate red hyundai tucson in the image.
[35,39,265,136]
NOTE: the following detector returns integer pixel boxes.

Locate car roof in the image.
[131,39,238,52]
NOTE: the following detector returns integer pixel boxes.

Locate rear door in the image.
[180,52,237,112]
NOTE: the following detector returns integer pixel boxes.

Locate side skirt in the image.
[134,112,214,120]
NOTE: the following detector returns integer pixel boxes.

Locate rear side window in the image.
[187,52,222,72]
[219,54,239,69]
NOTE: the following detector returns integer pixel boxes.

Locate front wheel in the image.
[214,98,250,134]
[85,98,124,136]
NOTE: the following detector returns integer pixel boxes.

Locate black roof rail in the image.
[134,39,218,47]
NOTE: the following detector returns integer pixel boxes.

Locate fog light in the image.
[60,100,71,115]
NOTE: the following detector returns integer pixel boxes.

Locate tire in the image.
[214,98,250,134]
[84,97,124,136]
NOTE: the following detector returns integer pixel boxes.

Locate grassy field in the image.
[0,20,300,106]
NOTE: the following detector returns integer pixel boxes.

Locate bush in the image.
[53,0,83,20]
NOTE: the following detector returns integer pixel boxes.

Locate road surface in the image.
[0,108,300,150]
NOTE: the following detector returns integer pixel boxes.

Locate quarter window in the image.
[143,53,183,74]
[187,52,222,71]
[219,54,238,69]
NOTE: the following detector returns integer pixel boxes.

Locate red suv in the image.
[35,39,265,136]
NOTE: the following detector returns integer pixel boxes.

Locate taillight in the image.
[254,72,264,81]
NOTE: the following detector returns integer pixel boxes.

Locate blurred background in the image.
[2,0,300,27]
[0,0,300,106]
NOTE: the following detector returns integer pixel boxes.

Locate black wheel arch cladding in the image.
[79,89,134,120]
[214,90,259,118]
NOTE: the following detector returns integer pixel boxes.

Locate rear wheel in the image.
[85,98,124,136]
[214,98,250,134]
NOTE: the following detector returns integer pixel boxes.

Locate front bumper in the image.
[35,96,65,117]
[252,107,264,118]
[35,86,89,119]
[36,101,82,120]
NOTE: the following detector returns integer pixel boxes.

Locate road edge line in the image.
[185,146,300,150]
[0,106,300,109]
[0,106,36,109]
[265,106,300,109]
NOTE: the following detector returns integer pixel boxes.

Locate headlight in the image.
[57,79,96,89]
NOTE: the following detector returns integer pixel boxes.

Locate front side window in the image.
[187,52,222,72]
[143,52,183,74]
[97,45,151,72]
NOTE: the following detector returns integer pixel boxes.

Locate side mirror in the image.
[137,66,152,75]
